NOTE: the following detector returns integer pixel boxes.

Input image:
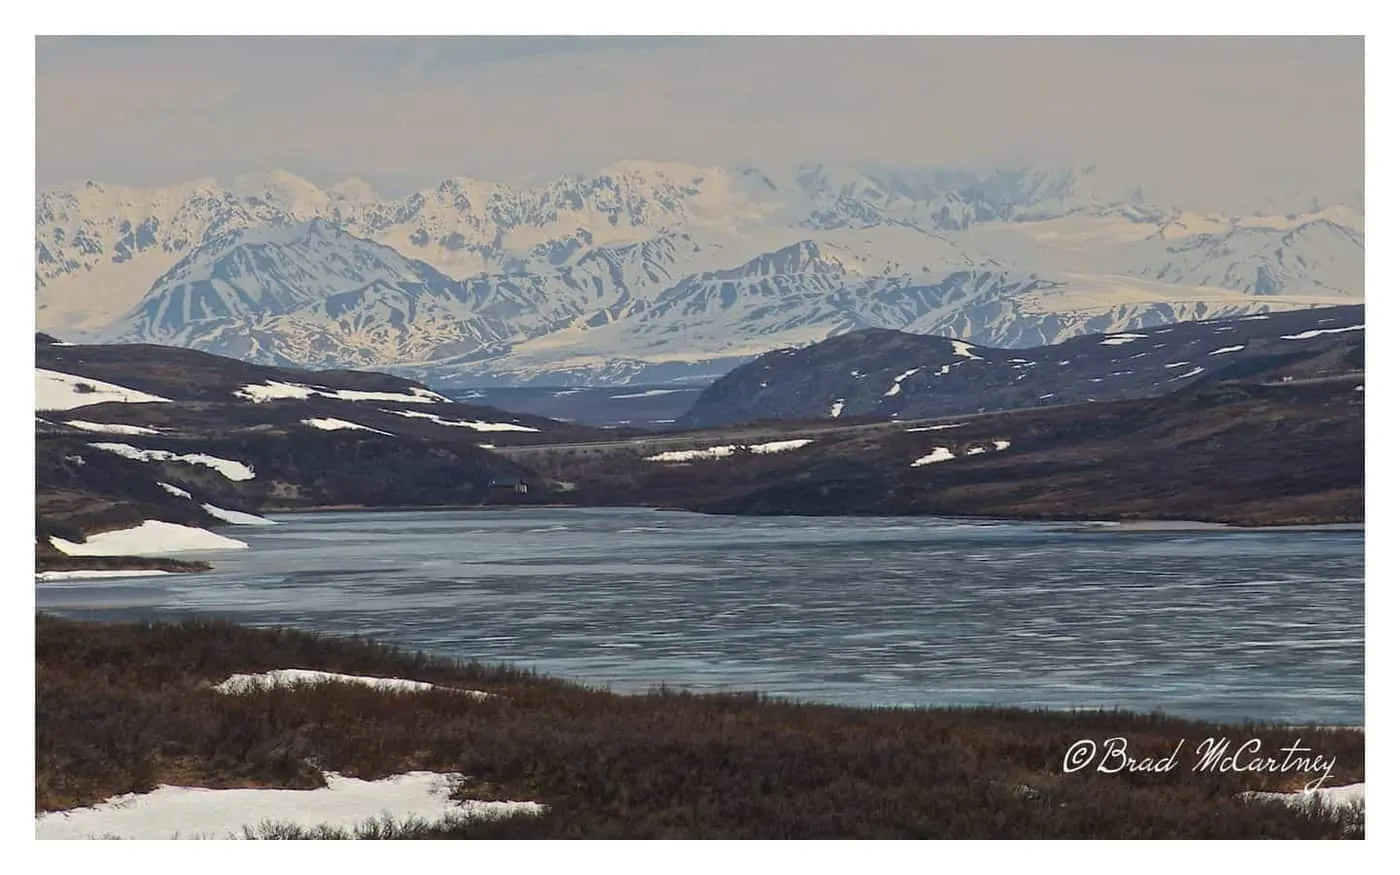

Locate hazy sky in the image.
[36,36,1363,213]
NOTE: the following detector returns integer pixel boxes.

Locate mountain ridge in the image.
[38,161,1365,386]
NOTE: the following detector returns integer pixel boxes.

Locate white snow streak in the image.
[385,409,540,432]
[35,569,173,582]
[301,418,394,436]
[89,443,256,481]
[1280,325,1363,340]
[158,481,192,499]
[829,400,845,418]
[64,420,164,435]
[646,439,813,462]
[646,445,739,462]
[747,439,814,454]
[905,423,967,432]
[1100,334,1147,346]
[884,368,921,397]
[609,389,686,399]
[1209,345,1245,355]
[201,504,276,526]
[235,380,448,404]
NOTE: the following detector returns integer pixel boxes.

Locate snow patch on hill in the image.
[236,380,447,405]
[647,445,740,462]
[911,447,956,466]
[1100,334,1146,346]
[36,369,171,411]
[884,368,921,397]
[63,420,164,435]
[385,409,540,432]
[748,439,814,454]
[1282,324,1363,340]
[302,418,394,436]
[89,442,256,481]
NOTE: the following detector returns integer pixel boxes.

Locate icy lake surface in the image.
[36,508,1364,725]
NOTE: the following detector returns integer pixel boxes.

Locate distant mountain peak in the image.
[36,160,1364,386]
[326,177,380,203]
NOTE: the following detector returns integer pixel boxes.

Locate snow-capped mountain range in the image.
[36,161,1364,386]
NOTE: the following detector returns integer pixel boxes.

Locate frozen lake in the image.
[36,508,1365,725]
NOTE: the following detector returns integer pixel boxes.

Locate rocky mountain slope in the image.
[677,305,1364,429]
[38,162,1364,386]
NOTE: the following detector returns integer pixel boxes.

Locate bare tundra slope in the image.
[677,304,1363,428]
[508,379,1363,527]
[35,335,610,566]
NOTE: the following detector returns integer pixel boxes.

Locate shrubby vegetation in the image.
[36,615,1364,838]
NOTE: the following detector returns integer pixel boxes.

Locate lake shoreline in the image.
[256,502,1365,533]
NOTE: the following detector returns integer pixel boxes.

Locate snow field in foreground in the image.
[35,771,542,840]
[213,669,491,699]
[1238,782,1365,815]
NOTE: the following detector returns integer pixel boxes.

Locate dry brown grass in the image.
[36,615,1364,838]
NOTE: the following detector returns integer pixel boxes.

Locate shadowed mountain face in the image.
[38,163,1363,386]
[676,305,1364,429]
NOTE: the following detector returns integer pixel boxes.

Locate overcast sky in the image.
[36,36,1363,213]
